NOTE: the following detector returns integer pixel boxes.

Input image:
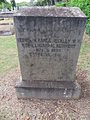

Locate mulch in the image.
[0,67,90,120]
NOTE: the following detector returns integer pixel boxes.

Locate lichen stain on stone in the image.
[30,64,34,67]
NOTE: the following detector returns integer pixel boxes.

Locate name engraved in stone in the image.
[17,38,78,57]
[17,38,77,44]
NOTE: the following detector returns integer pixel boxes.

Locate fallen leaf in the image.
[25,116,30,120]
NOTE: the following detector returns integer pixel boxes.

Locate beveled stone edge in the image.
[15,81,81,99]
[13,7,87,18]
[15,80,76,89]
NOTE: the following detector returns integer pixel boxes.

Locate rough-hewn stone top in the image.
[14,7,87,18]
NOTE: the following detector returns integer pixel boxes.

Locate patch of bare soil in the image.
[0,68,90,120]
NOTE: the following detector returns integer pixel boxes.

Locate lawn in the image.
[78,34,90,79]
[0,35,19,76]
[0,34,90,78]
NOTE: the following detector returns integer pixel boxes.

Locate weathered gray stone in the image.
[14,7,87,99]
[0,12,13,18]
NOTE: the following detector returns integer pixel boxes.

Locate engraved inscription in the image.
[17,37,78,57]
[16,17,82,58]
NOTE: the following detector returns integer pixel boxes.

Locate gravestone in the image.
[14,7,87,99]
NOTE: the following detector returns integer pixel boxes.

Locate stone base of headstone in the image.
[15,80,81,99]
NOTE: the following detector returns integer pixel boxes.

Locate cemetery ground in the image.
[0,34,90,120]
[0,18,14,36]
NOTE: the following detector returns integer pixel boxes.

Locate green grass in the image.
[0,35,18,76]
[78,42,90,69]
[78,36,90,79]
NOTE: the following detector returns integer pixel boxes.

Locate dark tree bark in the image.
[10,0,16,10]
[52,0,55,5]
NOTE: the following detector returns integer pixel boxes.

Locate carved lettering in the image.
[18,37,77,57]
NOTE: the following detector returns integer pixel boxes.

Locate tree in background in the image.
[0,0,11,11]
[0,0,6,4]
[56,0,90,34]
[17,2,28,7]
[10,0,16,10]
[35,0,56,6]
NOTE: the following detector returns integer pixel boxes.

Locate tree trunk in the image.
[52,0,55,5]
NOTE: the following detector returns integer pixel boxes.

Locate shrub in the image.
[35,0,52,6]
[86,22,90,34]
[0,2,11,10]
[56,0,90,34]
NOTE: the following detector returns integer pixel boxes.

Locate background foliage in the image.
[35,0,51,6]
[56,0,90,34]
[10,0,16,10]
[0,0,6,4]
[17,2,28,7]
[0,0,11,10]
[35,0,55,6]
